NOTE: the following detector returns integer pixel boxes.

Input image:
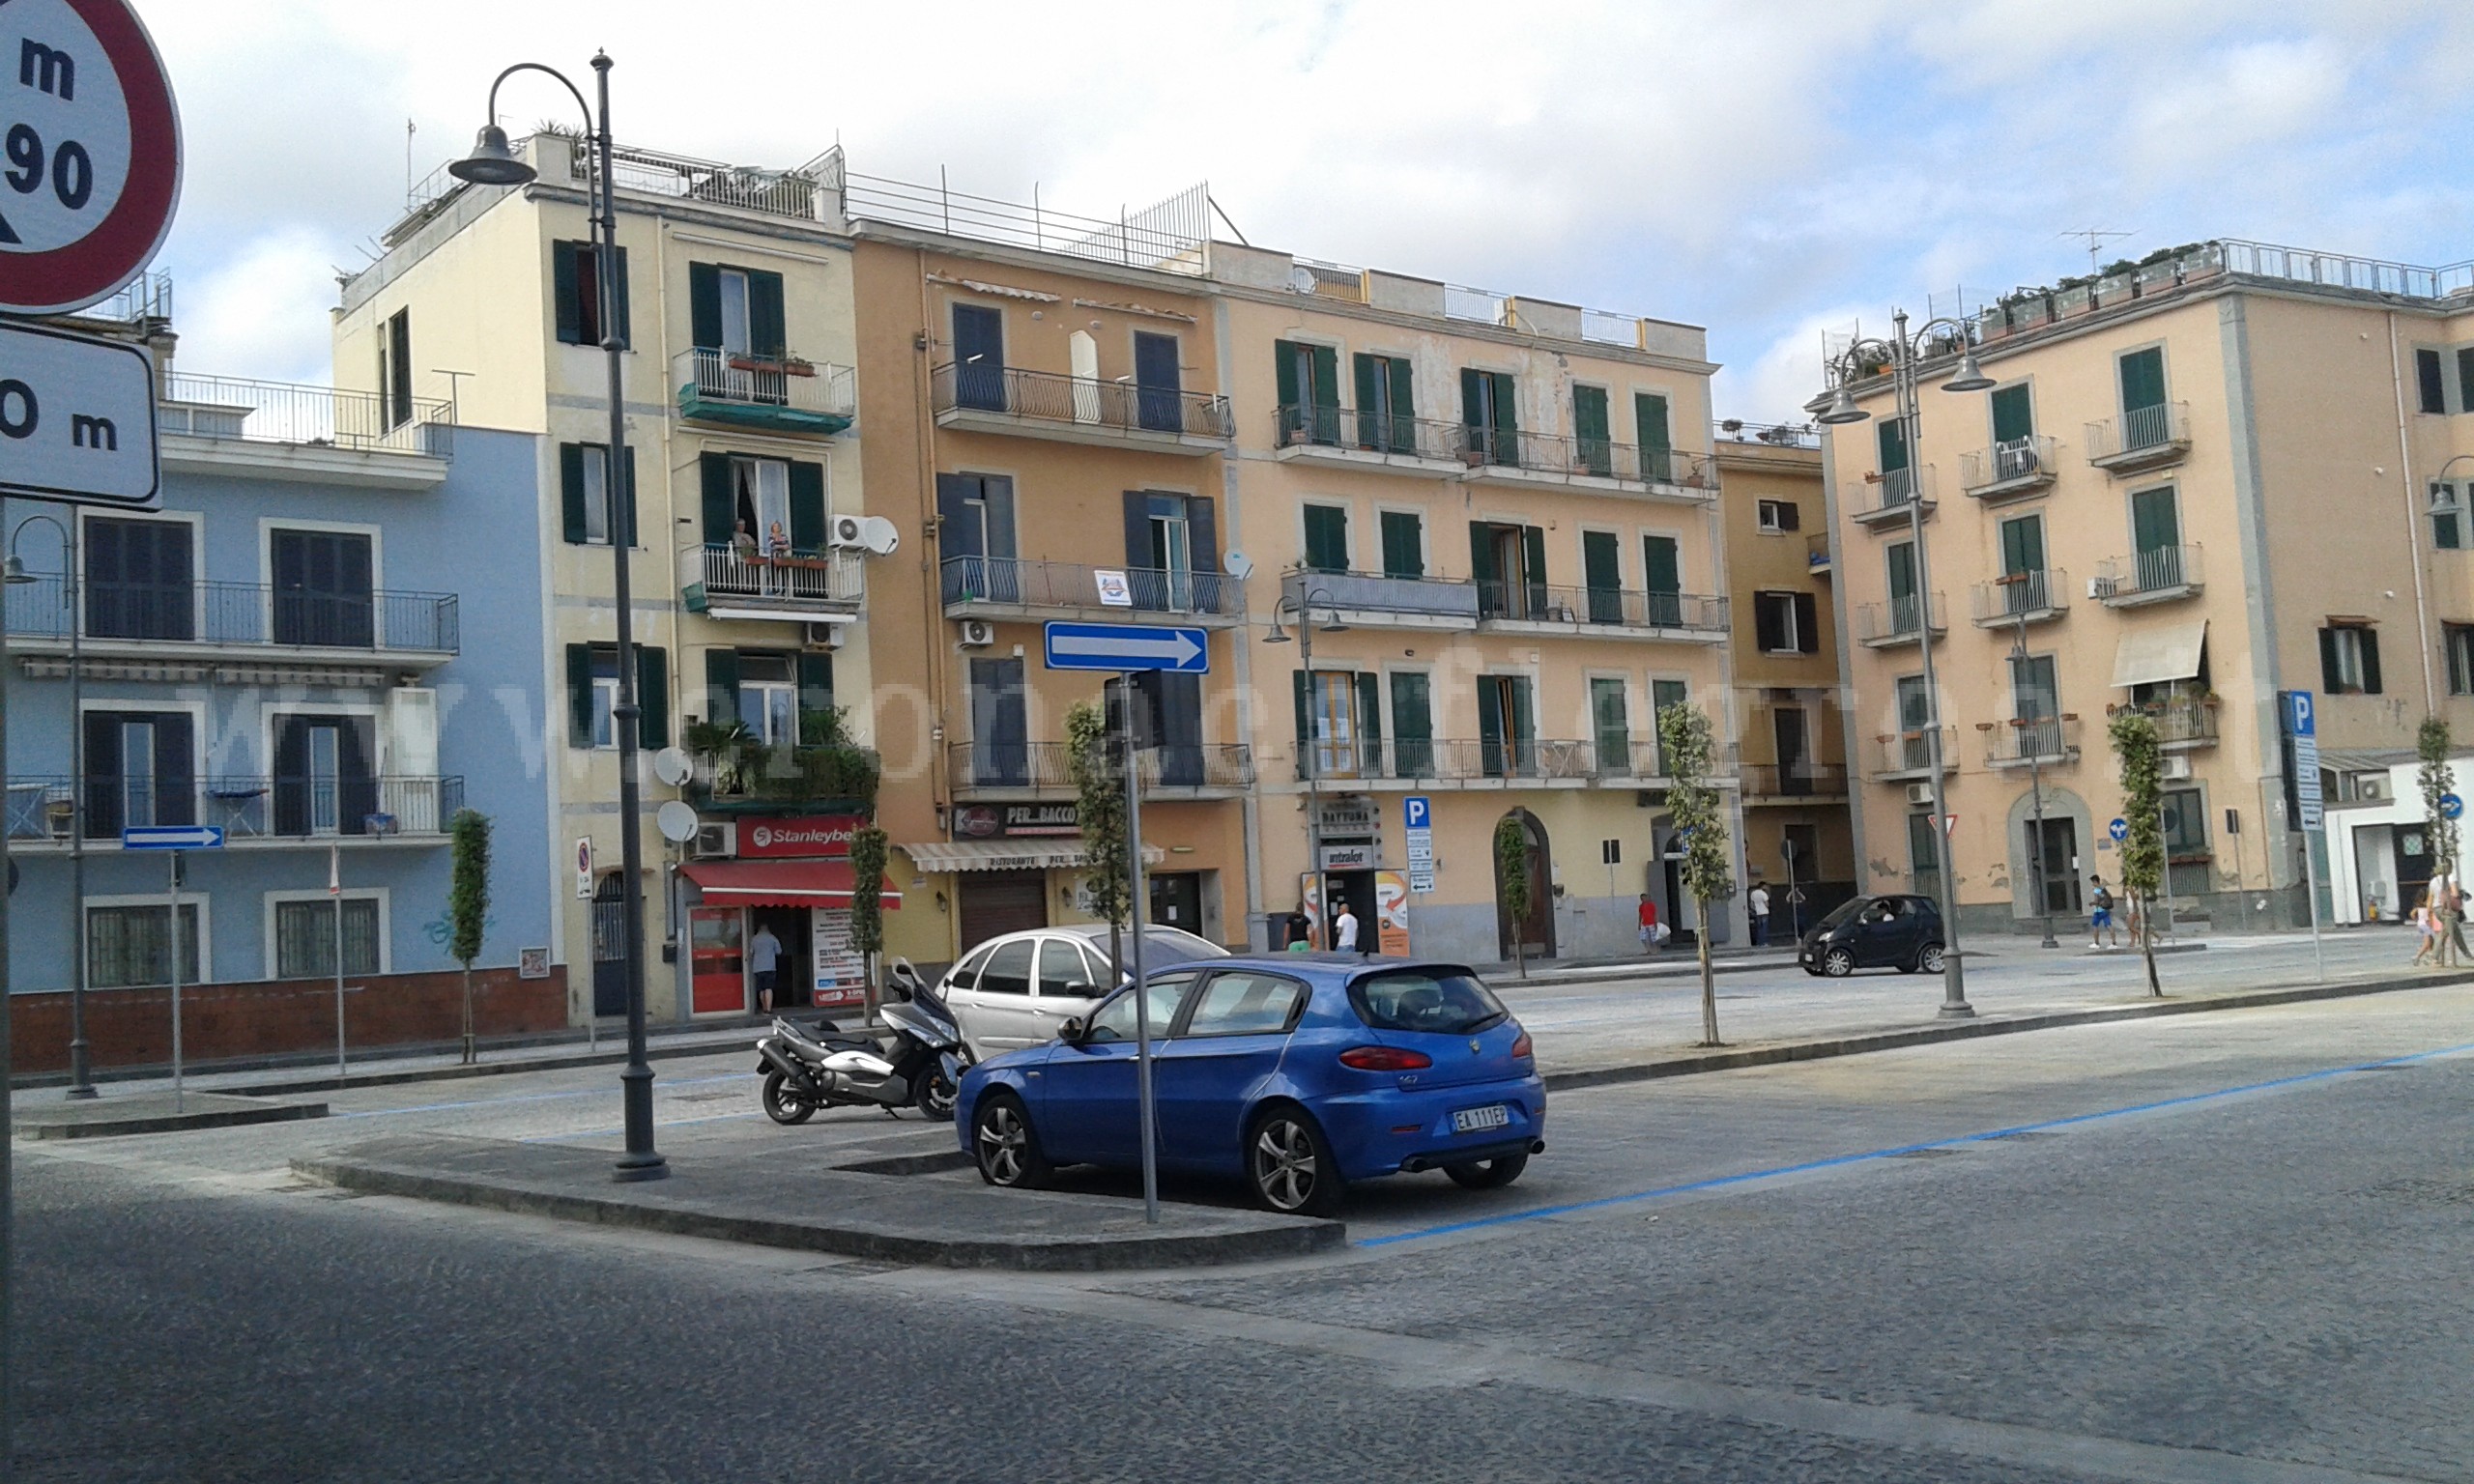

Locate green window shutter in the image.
[2000,515,2044,575]
[1387,357,1415,449]
[1478,677,1504,753]
[610,245,631,350]
[1356,673,1383,768]
[2118,348,2166,413]
[1522,526,1548,614]
[1380,511,1424,580]
[689,262,722,350]
[750,270,787,358]
[2361,628,2383,695]
[618,445,638,547]
[2458,349,2474,414]
[1592,677,1628,764]
[1643,534,1680,594]
[560,442,588,544]
[1274,340,1302,429]
[1794,592,1820,654]
[705,648,741,730]
[2131,487,2178,554]
[1634,392,1670,451]
[1291,669,1312,754]
[1990,384,2032,443]
[1469,521,1498,587]
[1582,530,1621,590]
[1353,353,1380,448]
[1389,672,1431,742]
[1490,373,1516,434]
[789,461,827,551]
[1574,385,1610,475]
[797,652,835,723]
[1309,345,1339,442]
[553,243,581,345]
[565,644,594,747]
[700,452,734,545]
[2318,628,2343,692]
[1876,416,1909,471]
[1304,505,1349,573]
[1461,368,1487,433]
[1886,542,1917,603]
[636,646,669,750]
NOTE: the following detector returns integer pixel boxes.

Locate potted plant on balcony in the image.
[685,717,760,796]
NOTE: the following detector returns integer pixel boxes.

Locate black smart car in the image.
[1798,894,1946,977]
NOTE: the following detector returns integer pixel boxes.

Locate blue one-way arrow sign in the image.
[121,825,224,851]
[1043,621,1210,673]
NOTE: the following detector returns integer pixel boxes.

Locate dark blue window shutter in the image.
[705,648,741,731]
[561,443,588,544]
[700,453,734,545]
[553,243,582,345]
[636,646,669,750]
[689,262,722,350]
[789,462,826,552]
[566,644,595,747]
[750,270,786,358]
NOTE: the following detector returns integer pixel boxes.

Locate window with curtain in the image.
[275,898,382,980]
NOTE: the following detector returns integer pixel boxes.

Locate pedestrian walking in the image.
[750,921,783,1013]
[1334,901,1361,954]
[2088,874,2119,949]
[2410,886,2439,967]
[1638,893,1666,953]
[1748,882,1771,947]
[2447,878,2473,965]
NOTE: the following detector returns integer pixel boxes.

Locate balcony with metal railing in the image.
[2086,402,2192,473]
[1740,761,1850,801]
[672,349,854,437]
[5,775,466,848]
[1286,570,1480,631]
[2,576,459,668]
[1854,593,1946,647]
[931,362,1233,454]
[1453,426,1717,500]
[947,741,1254,799]
[1477,584,1728,642]
[1959,435,2058,502]
[1984,714,2082,769]
[1871,728,1958,782]
[945,557,1242,627]
[2147,697,2222,750]
[158,372,454,488]
[2092,544,2203,606]
[1971,569,2069,627]
[680,545,865,622]
[1849,465,1938,528]
[1270,407,1468,475]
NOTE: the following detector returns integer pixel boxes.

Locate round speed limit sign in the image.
[0,0,181,315]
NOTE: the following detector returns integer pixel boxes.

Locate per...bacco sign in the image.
[952,803,1080,840]
[735,814,865,859]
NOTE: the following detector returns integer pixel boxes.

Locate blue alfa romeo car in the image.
[956,956,1544,1216]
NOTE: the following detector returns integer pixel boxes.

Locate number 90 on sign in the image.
[0,1,134,252]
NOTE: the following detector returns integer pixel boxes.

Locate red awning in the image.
[679,859,902,909]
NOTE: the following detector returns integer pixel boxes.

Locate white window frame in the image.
[1755,590,1803,653]
[736,653,799,746]
[1755,499,1793,534]
[2326,624,2371,692]
[264,888,392,982]
[85,892,214,989]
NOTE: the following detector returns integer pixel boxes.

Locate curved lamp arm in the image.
[484,61,595,132]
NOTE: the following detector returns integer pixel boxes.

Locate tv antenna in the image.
[2059,228,2135,273]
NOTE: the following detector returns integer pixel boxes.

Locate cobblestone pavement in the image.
[14,985,2470,1481]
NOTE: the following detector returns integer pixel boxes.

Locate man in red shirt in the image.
[1638,893,1661,953]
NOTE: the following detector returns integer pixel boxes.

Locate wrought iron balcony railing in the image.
[1959,434,2058,497]
[682,545,866,614]
[1478,584,1728,633]
[1872,728,1958,779]
[1971,569,2069,624]
[943,556,1238,616]
[1273,406,1463,462]
[1740,762,1850,797]
[1851,465,1939,522]
[1985,714,2080,767]
[932,362,1234,440]
[1453,426,1716,491]
[158,372,454,458]
[6,775,465,842]
[1,576,458,653]
[1854,593,1946,643]
[2086,402,2192,468]
[672,348,854,434]
[948,741,1254,794]
[2092,544,2203,603]
[1293,736,1738,785]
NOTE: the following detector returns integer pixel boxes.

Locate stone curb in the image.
[20,1099,331,1140]
[290,1144,1344,1272]
[1540,968,2474,1092]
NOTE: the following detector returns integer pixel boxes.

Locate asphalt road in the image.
[14,982,2472,1482]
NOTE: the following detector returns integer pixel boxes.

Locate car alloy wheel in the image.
[973,1095,1050,1188]
[1249,1109,1342,1217]
[1821,946,1856,978]
[1918,943,1946,973]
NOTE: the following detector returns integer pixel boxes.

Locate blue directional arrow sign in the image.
[2109,817,2129,842]
[2445,793,2464,821]
[1043,621,1210,673]
[121,824,224,851]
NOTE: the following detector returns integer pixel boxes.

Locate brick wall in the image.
[11,965,569,1073]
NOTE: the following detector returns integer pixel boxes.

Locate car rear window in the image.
[1348,970,1507,1036]
[1183,972,1306,1037]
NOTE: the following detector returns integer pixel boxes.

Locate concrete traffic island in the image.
[16,1092,330,1140]
[293,1135,1343,1271]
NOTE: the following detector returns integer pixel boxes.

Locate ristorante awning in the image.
[678,859,901,909]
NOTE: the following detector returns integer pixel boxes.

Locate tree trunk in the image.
[2140,893,2162,996]
[1513,933,1526,981]
[460,962,475,1065]
[1696,900,1719,1045]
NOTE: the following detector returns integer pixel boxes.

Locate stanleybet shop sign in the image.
[737,815,864,860]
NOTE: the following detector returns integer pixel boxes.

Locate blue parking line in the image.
[1356,1039,2474,1249]
[330,1071,756,1120]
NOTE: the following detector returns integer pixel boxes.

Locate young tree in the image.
[448,808,491,1065]
[2109,709,2165,996]
[1065,700,1133,981]
[1494,814,1533,981]
[2418,717,2460,966]
[848,824,889,1010]
[1658,700,1735,1046]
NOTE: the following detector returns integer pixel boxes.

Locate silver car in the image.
[936,924,1227,1058]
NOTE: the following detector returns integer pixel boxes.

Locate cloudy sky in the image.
[139,0,2474,421]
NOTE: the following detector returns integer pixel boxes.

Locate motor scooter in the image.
[756,976,969,1124]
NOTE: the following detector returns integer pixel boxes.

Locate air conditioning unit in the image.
[829,514,868,548]
[691,821,736,860]
[803,621,842,650]
[959,619,996,647]
[2357,775,2387,801]
[2159,756,2193,781]
[1905,783,1935,805]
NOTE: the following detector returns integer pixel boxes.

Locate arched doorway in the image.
[1494,809,1556,962]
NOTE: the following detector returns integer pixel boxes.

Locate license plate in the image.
[1452,1103,1511,1134]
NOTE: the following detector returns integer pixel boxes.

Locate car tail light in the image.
[1339,1045,1432,1071]
[1510,1030,1533,1060]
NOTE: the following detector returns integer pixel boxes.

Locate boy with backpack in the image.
[2088,874,2119,949]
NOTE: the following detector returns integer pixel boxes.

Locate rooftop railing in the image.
[1714,419,1820,448]
[158,372,454,458]
[833,160,1211,277]
[574,138,829,221]
[932,362,1233,440]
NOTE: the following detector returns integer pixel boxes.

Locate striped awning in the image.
[678,859,901,908]
[902,840,1166,874]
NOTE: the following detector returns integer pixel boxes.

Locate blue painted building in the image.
[5,337,559,1070]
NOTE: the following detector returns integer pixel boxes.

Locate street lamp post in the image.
[1265,583,1347,946]
[2014,610,2059,950]
[1819,310,1992,1018]
[452,54,666,1182]
[6,513,92,1097]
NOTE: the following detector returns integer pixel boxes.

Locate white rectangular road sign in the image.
[0,322,158,506]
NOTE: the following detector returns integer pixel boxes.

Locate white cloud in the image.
[173,228,342,384]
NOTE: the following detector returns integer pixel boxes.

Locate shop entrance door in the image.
[748,906,812,1013]
[590,877,627,1017]
[689,907,745,1015]
[959,870,1049,956]
[1149,871,1204,937]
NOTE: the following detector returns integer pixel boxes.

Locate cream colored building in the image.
[1819,239,2474,934]
[333,135,888,1021]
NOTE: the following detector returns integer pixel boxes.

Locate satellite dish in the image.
[1223,550,1254,580]
[656,801,700,844]
[859,516,901,556]
[1289,265,1318,294]
[651,747,693,786]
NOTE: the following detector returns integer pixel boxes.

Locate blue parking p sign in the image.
[1403,797,1430,831]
